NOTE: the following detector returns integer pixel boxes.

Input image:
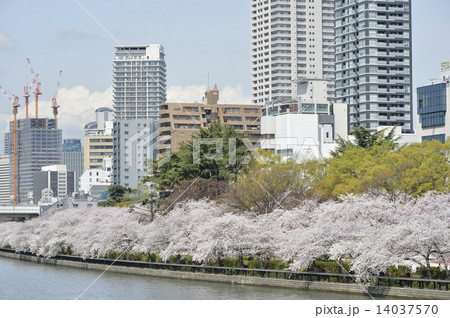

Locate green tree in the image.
[98,184,133,207]
[146,120,254,191]
[228,159,324,214]
[319,140,450,200]
[331,125,398,157]
[108,185,130,202]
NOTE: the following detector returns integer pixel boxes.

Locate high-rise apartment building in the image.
[4,118,62,204]
[334,0,413,132]
[0,155,10,205]
[62,139,84,193]
[251,0,335,104]
[112,45,166,121]
[112,44,167,188]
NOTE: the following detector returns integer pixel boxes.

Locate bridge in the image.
[0,205,41,218]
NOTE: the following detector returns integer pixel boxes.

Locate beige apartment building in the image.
[157,86,262,158]
[83,107,114,171]
[83,135,113,170]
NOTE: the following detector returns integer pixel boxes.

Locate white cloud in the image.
[52,86,113,138]
[0,86,112,155]
[167,85,252,104]
[0,84,252,155]
[0,31,14,50]
[58,30,99,40]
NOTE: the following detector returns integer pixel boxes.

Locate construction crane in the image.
[23,73,38,119]
[26,58,42,119]
[51,70,63,125]
[0,85,20,205]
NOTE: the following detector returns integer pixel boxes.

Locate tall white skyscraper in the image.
[334,0,413,132]
[112,44,167,188]
[251,0,335,105]
[113,44,167,120]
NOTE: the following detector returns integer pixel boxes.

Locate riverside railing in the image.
[1,248,448,291]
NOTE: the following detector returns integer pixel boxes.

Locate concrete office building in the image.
[114,119,157,188]
[84,107,114,171]
[334,0,413,132]
[113,44,167,188]
[62,139,84,193]
[251,0,335,104]
[157,85,262,158]
[417,74,450,142]
[33,165,75,204]
[0,155,10,205]
[4,118,62,204]
[261,80,348,161]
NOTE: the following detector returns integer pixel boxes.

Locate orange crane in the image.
[51,70,63,125]
[26,58,42,119]
[0,85,20,205]
[24,58,39,118]
[23,74,38,119]
[34,81,42,119]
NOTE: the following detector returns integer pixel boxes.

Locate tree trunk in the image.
[425,254,432,279]
[238,254,244,268]
[150,204,154,222]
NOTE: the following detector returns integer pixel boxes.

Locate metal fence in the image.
[1,248,448,291]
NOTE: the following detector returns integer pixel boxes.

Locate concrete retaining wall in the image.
[1,251,449,300]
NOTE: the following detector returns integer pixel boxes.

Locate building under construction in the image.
[1,58,63,205]
[4,118,62,204]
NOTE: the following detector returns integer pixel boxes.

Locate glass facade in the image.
[421,112,445,128]
[417,83,447,115]
[63,139,82,152]
[422,134,446,143]
[417,83,447,131]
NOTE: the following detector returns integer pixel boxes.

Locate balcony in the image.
[157,143,171,150]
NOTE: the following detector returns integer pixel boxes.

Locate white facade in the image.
[0,155,10,205]
[376,126,418,147]
[251,0,335,104]
[79,169,111,194]
[113,44,167,187]
[261,114,336,161]
[261,79,349,162]
[113,44,166,121]
[79,157,112,194]
[84,107,114,136]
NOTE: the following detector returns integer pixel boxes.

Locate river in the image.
[0,256,375,300]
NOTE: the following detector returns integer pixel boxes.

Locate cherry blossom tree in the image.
[0,193,448,282]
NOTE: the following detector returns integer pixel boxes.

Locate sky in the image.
[1,0,450,154]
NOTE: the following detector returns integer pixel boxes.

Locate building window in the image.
[421,112,445,128]
[276,149,293,157]
[422,134,446,143]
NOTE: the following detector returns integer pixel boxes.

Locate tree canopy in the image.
[319,140,450,200]
[331,125,398,157]
[146,121,254,191]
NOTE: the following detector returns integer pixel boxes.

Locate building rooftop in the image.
[95,107,113,113]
